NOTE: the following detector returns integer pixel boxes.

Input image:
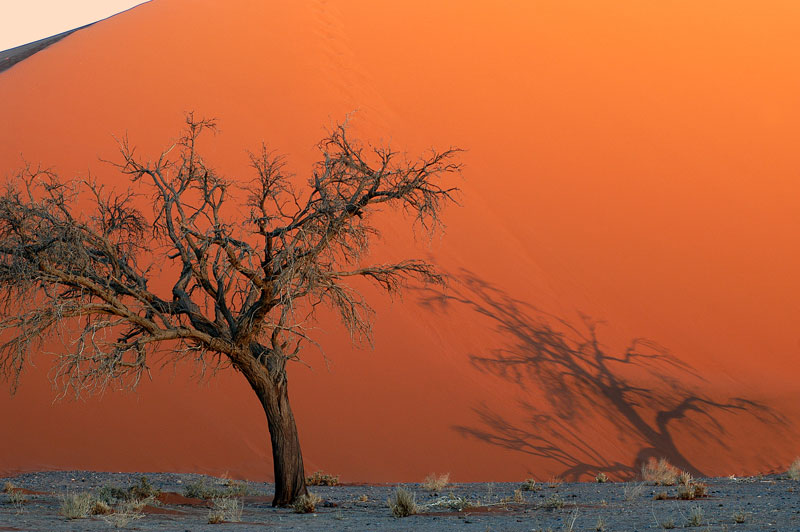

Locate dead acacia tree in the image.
[0,114,460,506]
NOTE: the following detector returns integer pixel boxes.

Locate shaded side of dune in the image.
[0,25,92,75]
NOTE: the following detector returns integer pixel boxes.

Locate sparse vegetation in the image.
[183,478,248,499]
[97,485,130,503]
[422,472,450,491]
[425,493,475,511]
[788,458,800,480]
[654,491,668,500]
[642,458,679,486]
[292,492,323,514]
[387,487,418,517]
[306,471,340,486]
[595,472,608,483]
[540,494,565,509]
[687,505,705,527]
[59,492,95,519]
[520,478,539,491]
[128,476,160,499]
[732,509,749,523]
[2,481,16,493]
[356,494,369,502]
[7,488,27,510]
[660,517,676,529]
[97,477,163,504]
[595,516,607,531]
[208,497,243,523]
[563,509,579,531]
[623,482,646,501]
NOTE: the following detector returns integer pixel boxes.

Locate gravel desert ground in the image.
[1,471,799,531]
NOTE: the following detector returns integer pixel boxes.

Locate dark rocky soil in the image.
[1,471,799,531]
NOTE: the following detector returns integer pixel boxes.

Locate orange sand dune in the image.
[1,0,799,482]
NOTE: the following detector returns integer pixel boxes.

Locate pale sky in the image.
[0,1,150,51]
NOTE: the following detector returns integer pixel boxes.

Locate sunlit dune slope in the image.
[1,0,799,481]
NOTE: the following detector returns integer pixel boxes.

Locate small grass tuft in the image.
[660,517,675,529]
[687,505,705,527]
[208,496,243,523]
[387,487,418,517]
[595,472,609,483]
[642,458,679,486]
[623,482,646,501]
[732,509,749,523]
[653,491,668,500]
[520,478,539,491]
[2,482,17,493]
[292,492,322,514]
[788,457,800,481]
[422,472,450,491]
[306,471,340,486]
[595,516,607,531]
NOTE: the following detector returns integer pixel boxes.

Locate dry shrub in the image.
[422,473,450,491]
[306,471,340,486]
[653,491,668,500]
[732,510,748,523]
[642,458,679,486]
[59,492,95,519]
[788,458,800,481]
[120,495,156,513]
[356,494,369,502]
[292,492,322,514]
[2,482,16,493]
[91,500,113,515]
[677,482,708,500]
[128,477,160,500]
[678,471,693,486]
[595,472,609,483]
[520,478,539,491]
[387,487,417,517]
[208,497,243,523]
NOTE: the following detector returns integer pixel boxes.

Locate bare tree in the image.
[0,114,460,505]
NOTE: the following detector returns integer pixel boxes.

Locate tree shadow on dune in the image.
[420,269,785,480]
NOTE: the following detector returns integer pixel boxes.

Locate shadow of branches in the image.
[420,269,785,480]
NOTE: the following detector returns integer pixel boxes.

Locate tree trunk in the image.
[237,356,308,506]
